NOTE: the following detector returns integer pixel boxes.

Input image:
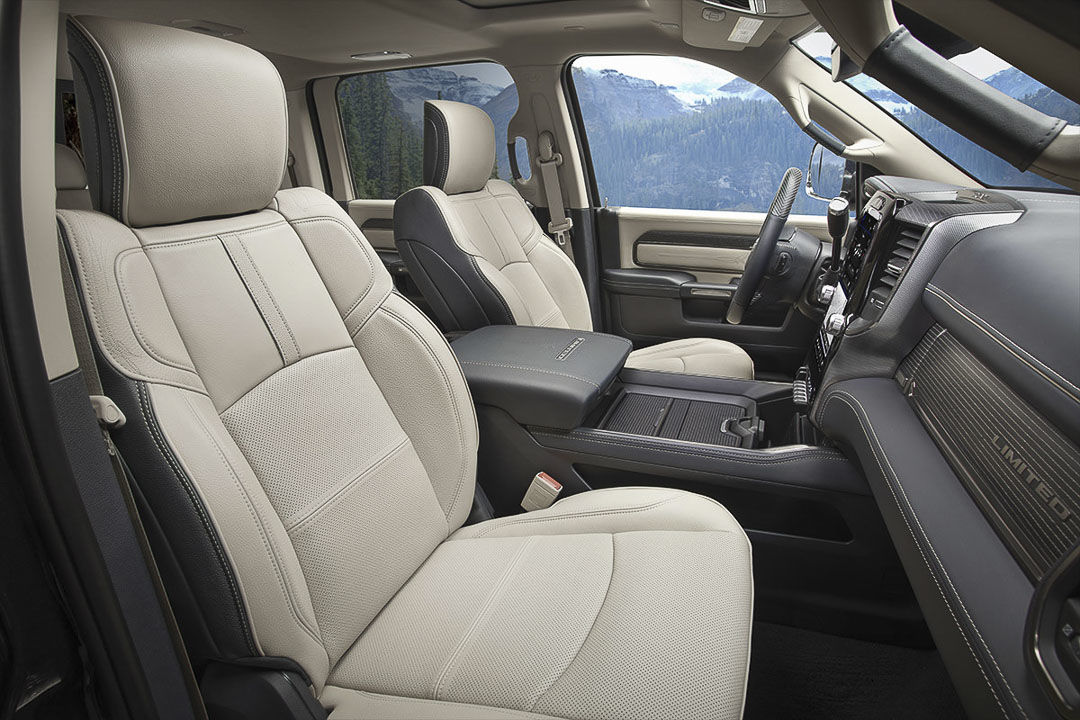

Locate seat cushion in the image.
[626,338,754,380]
[326,488,753,720]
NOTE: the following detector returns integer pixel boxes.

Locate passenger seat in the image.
[59,15,753,719]
[395,100,756,380]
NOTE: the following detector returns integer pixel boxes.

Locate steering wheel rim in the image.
[726,167,803,325]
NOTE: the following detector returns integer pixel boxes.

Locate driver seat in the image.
[395,100,755,380]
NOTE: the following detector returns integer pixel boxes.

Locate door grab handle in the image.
[681,282,736,299]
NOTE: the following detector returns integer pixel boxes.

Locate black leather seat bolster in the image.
[58,224,257,669]
[395,188,514,332]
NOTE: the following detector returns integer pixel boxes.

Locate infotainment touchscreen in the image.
[841,210,878,291]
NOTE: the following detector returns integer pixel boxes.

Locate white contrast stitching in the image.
[926,284,1080,402]
[823,389,1023,719]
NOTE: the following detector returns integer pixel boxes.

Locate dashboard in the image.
[809,176,1080,720]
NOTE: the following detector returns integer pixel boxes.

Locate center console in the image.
[452,325,771,453]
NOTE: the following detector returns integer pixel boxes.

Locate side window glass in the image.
[336,62,519,199]
[511,136,532,181]
[60,90,82,155]
[570,55,827,214]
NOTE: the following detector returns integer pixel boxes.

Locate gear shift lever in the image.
[827,196,850,250]
[815,196,849,305]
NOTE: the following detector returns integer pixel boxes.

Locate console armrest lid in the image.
[452,326,632,430]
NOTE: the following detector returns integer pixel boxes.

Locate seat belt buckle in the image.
[547,218,573,246]
[521,471,562,512]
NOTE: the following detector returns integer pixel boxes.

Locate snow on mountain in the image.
[387,66,506,123]
[983,67,1044,100]
[712,77,772,102]
[570,67,688,122]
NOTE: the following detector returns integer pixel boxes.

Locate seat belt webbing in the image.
[536,131,574,258]
[58,238,126,443]
[286,150,299,188]
[57,238,209,719]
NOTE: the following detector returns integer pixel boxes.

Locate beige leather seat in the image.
[60,16,752,719]
[395,100,755,381]
[55,143,92,210]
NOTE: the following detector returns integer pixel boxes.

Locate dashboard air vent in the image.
[869,223,923,310]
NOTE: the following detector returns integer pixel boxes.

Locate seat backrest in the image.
[60,16,477,689]
[55,143,92,210]
[395,100,593,333]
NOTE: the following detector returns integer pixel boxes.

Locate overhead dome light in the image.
[350,50,412,61]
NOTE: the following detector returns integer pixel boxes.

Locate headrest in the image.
[55,143,88,191]
[423,100,495,195]
[66,16,288,228]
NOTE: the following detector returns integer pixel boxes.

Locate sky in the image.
[569,30,1014,108]
[452,30,1015,107]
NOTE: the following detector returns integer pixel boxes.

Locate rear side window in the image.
[336,61,527,199]
[569,55,829,214]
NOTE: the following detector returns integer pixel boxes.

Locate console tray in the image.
[598,385,759,448]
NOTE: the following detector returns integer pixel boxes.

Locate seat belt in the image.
[57,238,210,719]
[536,131,574,258]
[286,150,299,188]
[58,238,126,453]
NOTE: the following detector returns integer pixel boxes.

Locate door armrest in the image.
[601,268,694,298]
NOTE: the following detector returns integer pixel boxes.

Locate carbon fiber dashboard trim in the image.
[899,326,1080,580]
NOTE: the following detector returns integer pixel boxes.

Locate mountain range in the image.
[386,66,505,121]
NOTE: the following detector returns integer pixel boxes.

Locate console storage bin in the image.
[451,325,632,430]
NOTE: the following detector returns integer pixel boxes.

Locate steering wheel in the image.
[727,167,803,325]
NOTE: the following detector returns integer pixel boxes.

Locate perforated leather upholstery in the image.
[60,16,753,719]
[395,99,755,380]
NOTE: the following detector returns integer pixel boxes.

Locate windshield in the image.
[794,29,1080,190]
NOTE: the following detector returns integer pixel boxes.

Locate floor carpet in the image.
[744,621,968,720]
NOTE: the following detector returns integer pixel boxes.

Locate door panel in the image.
[345,198,438,318]
[598,207,828,377]
[346,198,396,251]
[615,207,828,281]
[635,240,750,283]
[615,208,828,284]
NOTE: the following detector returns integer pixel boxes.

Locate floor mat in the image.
[744,621,967,720]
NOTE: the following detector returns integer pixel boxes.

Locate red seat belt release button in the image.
[521,471,562,512]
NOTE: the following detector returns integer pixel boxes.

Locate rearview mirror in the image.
[805,142,845,202]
